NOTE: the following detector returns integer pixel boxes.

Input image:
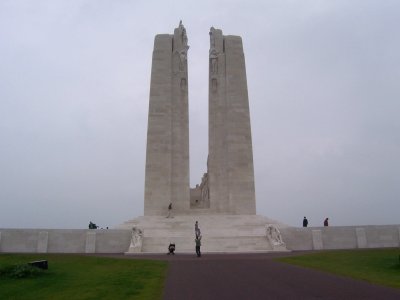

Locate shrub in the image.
[0,264,44,279]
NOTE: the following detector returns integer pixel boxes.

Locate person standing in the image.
[195,235,202,257]
[303,217,308,227]
[324,218,329,227]
[195,221,200,237]
[166,203,172,218]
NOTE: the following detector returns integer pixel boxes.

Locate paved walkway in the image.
[162,252,400,300]
[98,252,400,299]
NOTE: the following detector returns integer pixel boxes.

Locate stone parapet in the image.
[280,224,400,251]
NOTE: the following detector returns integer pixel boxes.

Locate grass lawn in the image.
[278,249,400,289]
[0,254,167,300]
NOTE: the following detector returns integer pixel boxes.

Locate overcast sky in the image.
[1,0,399,229]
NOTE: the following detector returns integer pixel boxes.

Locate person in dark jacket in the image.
[303,217,308,227]
[324,218,329,226]
[168,243,175,255]
[195,235,202,257]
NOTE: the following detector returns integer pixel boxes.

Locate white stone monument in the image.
[144,22,255,216]
[121,22,287,253]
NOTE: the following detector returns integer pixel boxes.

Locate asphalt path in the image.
[97,252,400,300]
[162,252,400,300]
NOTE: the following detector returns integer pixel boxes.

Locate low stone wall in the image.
[0,229,131,253]
[280,225,400,251]
[1,225,399,253]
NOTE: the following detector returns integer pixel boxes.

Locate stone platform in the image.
[116,215,288,253]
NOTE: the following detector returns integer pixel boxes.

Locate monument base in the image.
[117,215,289,253]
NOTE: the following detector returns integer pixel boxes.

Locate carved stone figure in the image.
[200,172,209,203]
[209,27,216,48]
[212,78,217,92]
[127,227,143,253]
[180,78,186,90]
[179,50,187,71]
[182,28,188,46]
[209,26,218,74]
[179,21,188,46]
[266,224,285,247]
[210,51,218,75]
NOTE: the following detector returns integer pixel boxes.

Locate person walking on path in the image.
[166,203,173,218]
[195,235,202,257]
[303,217,308,227]
[324,218,329,226]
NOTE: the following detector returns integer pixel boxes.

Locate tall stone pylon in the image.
[144,21,190,216]
[144,24,256,216]
[208,27,256,214]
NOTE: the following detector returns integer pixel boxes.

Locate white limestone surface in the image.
[37,231,48,253]
[118,215,289,253]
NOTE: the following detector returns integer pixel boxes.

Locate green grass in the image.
[278,249,400,289]
[0,254,167,300]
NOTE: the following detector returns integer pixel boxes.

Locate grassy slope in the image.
[278,249,400,289]
[0,254,167,300]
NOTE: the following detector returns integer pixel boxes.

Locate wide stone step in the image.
[142,236,273,253]
[120,215,287,253]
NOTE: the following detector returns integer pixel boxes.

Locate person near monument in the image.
[195,221,201,237]
[88,221,98,229]
[195,235,202,257]
[168,243,175,255]
[166,203,173,218]
[303,217,308,227]
[324,218,329,227]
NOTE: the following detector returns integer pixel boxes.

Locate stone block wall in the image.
[1,224,399,253]
[280,225,400,251]
[0,229,131,253]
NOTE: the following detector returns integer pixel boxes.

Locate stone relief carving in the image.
[265,224,285,248]
[210,48,218,74]
[200,172,209,203]
[190,170,210,209]
[127,227,143,253]
[209,27,216,48]
[182,28,188,46]
[212,78,217,92]
[179,20,188,47]
[179,50,187,71]
[173,21,189,74]
[180,78,186,91]
[209,27,219,75]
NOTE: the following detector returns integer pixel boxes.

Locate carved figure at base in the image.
[127,227,144,253]
[266,224,285,248]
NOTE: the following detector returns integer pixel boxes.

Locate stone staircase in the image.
[117,215,288,253]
